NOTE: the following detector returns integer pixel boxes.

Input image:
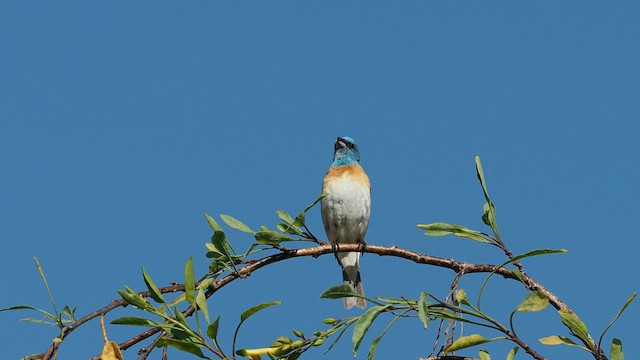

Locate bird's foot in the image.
[358,242,366,257]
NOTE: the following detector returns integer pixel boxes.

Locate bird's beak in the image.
[336,137,347,149]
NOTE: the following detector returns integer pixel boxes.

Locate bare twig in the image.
[136,331,165,360]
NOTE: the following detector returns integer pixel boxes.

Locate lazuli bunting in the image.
[321,136,371,309]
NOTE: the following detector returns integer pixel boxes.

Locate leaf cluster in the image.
[108,195,329,359]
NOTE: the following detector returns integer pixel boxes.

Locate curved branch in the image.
[40,243,567,359]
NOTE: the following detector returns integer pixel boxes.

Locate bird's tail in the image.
[337,252,366,309]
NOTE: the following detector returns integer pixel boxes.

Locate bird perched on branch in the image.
[321,136,371,309]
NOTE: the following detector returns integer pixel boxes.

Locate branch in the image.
[39,243,566,359]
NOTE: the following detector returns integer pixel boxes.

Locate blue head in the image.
[331,136,361,166]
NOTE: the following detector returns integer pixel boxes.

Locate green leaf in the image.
[375,297,408,304]
[61,305,76,321]
[111,316,158,327]
[20,317,57,325]
[508,248,568,263]
[156,338,207,359]
[169,329,193,342]
[610,338,624,360]
[559,308,593,347]
[211,231,230,254]
[444,334,499,354]
[417,222,496,244]
[456,289,471,306]
[204,213,223,231]
[207,315,220,340]
[220,214,255,233]
[353,305,389,356]
[427,308,470,323]
[254,231,295,244]
[303,193,328,213]
[367,311,403,360]
[196,289,210,324]
[475,156,504,243]
[209,229,235,267]
[481,202,496,228]
[206,257,232,275]
[240,301,281,323]
[512,269,524,283]
[33,257,59,319]
[276,210,295,224]
[184,257,196,308]
[475,157,492,207]
[294,211,305,227]
[320,285,358,299]
[478,349,491,360]
[598,292,636,350]
[506,346,519,360]
[515,291,548,312]
[117,290,153,311]
[417,292,430,330]
[0,305,44,313]
[277,223,303,236]
[197,278,215,291]
[142,268,166,304]
[204,243,221,258]
[233,301,281,356]
[0,305,55,320]
[174,305,189,327]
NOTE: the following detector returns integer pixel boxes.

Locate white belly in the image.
[321,177,371,244]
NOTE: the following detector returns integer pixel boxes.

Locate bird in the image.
[321,136,371,309]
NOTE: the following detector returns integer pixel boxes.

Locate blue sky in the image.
[1,2,638,359]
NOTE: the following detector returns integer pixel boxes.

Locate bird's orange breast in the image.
[323,164,370,189]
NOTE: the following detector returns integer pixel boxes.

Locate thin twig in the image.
[445,271,464,353]
[136,331,164,360]
[482,314,545,360]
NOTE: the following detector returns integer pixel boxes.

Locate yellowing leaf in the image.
[456,289,470,306]
[100,340,124,360]
[611,338,624,360]
[444,334,497,354]
[538,335,592,353]
[506,346,519,360]
[516,291,549,312]
[538,335,584,347]
[478,349,491,360]
[100,314,123,359]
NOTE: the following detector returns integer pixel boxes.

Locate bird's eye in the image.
[346,142,355,150]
